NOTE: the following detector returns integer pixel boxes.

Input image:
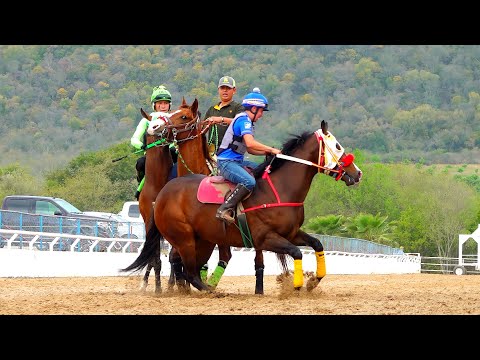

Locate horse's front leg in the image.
[206,245,231,289]
[295,230,326,291]
[263,233,304,290]
[254,250,264,295]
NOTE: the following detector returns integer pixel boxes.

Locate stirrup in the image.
[216,209,235,224]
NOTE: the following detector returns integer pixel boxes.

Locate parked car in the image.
[118,201,143,223]
[83,211,144,239]
[117,201,145,239]
[1,195,115,238]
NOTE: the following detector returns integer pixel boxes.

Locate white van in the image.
[118,201,142,222]
[117,201,145,239]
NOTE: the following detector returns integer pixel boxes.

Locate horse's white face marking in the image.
[315,129,345,170]
[315,128,362,184]
[147,118,167,135]
[147,110,183,135]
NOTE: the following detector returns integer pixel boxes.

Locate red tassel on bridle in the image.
[334,153,355,181]
[342,153,354,167]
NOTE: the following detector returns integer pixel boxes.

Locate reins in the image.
[145,137,169,149]
[240,164,304,213]
[241,131,349,213]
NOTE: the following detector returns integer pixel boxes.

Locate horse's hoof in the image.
[178,285,191,295]
[306,275,320,292]
[294,286,302,291]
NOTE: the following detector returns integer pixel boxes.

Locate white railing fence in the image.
[0,229,421,277]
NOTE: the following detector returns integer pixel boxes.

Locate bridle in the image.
[242,130,360,213]
[159,109,202,143]
[148,110,217,175]
[276,129,357,180]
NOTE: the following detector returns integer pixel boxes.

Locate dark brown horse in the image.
[145,97,288,294]
[126,120,362,292]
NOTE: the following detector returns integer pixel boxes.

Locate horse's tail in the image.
[121,215,162,273]
[276,253,290,274]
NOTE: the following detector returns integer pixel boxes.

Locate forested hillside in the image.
[1,45,480,175]
[2,45,480,258]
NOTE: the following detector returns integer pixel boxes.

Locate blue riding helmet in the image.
[242,87,269,111]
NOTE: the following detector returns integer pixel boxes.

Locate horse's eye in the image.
[181,115,187,120]
[336,143,341,150]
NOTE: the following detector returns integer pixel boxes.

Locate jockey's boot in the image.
[136,170,144,184]
[216,183,251,224]
[135,177,145,200]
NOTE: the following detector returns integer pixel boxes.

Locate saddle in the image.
[197,176,252,244]
[197,176,236,204]
[197,166,255,204]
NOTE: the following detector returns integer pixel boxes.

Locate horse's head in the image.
[146,111,170,137]
[318,120,362,186]
[147,97,200,143]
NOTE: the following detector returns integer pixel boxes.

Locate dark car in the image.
[1,195,117,250]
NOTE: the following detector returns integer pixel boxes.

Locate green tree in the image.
[0,164,43,200]
[343,213,398,247]
[303,214,346,236]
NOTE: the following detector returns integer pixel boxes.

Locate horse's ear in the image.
[141,108,152,121]
[181,97,187,106]
[321,120,328,133]
[191,98,199,117]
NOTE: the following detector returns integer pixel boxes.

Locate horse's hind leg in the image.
[154,257,162,295]
[169,247,191,294]
[182,260,211,293]
[176,239,211,293]
[140,264,152,292]
[167,269,176,290]
[254,250,265,295]
[167,246,179,291]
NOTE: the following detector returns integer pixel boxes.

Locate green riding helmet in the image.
[151,85,172,111]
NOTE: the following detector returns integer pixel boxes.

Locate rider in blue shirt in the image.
[216,88,281,223]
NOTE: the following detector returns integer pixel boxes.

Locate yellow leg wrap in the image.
[293,259,303,288]
[316,251,326,278]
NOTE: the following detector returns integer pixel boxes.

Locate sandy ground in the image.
[0,273,478,315]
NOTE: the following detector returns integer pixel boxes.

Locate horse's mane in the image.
[252,131,312,179]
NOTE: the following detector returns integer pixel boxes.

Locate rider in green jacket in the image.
[131,85,177,200]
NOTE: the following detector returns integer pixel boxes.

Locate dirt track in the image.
[0,273,478,315]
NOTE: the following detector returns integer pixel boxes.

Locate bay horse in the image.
[145,97,288,294]
[126,120,362,292]
[135,106,196,294]
[135,109,172,294]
